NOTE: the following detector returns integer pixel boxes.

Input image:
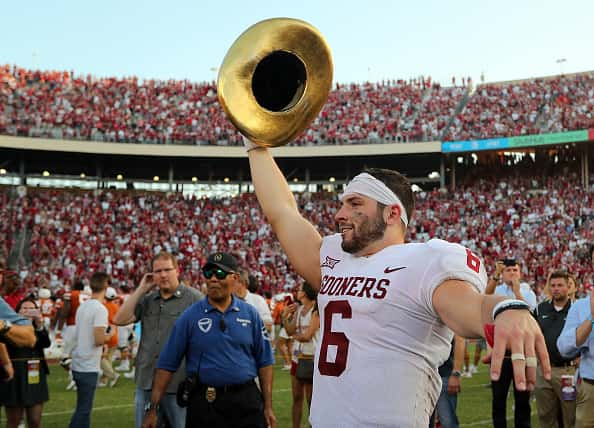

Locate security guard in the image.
[141,252,276,428]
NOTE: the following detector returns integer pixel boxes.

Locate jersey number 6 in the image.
[318,300,352,377]
[466,248,481,273]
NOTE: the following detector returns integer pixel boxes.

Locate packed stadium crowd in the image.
[1,172,592,299]
[0,167,592,426]
[1,64,592,146]
[1,62,594,428]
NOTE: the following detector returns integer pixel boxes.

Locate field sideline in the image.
[0,354,543,427]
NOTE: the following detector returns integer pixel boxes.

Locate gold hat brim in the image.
[217,18,333,147]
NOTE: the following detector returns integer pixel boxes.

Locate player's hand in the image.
[139,273,157,293]
[447,375,461,395]
[264,406,277,428]
[491,309,551,391]
[141,410,157,428]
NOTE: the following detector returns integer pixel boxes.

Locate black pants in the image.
[186,381,266,428]
[491,357,531,428]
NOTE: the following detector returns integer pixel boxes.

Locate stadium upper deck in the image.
[1,65,592,147]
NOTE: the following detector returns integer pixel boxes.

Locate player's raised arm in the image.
[248,147,322,287]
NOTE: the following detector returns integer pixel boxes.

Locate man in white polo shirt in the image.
[234,267,273,337]
[68,272,115,428]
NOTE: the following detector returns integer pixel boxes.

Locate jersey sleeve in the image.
[421,239,488,314]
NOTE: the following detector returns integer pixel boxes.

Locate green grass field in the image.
[6,360,541,427]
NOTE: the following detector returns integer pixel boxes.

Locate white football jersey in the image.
[310,234,487,428]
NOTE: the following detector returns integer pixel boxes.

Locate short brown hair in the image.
[151,252,178,270]
[236,267,249,286]
[544,270,571,301]
[90,272,110,293]
[549,270,569,282]
[363,168,415,224]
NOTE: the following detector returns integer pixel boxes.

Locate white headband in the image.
[340,173,409,227]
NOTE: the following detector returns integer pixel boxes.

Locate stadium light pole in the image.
[209,67,218,82]
[555,58,567,75]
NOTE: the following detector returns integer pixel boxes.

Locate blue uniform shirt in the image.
[558,296,594,378]
[157,295,274,387]
[0,297,30,326]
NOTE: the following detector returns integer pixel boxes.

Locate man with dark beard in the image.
[534,270,576,428]
[245,141,551,427]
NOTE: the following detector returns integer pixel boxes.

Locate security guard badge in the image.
[206,386,216,403]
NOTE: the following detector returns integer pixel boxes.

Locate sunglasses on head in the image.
[202,267,233,280]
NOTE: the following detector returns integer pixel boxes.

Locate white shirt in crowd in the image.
[244,291,273,325]
[494,282,537,310]
[311,235,487,427]
[294,304,318,357]
[71,299,108,373]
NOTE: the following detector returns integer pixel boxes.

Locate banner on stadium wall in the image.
[442,130,589,153]
[589,128,594,141]
[441,138,509,153]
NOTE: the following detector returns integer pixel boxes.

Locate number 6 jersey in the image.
[311,234,487,427]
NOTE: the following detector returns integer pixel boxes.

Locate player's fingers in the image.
[490,326,508,381]
[523,334,537,391]
[535,332,552,380]
[510,334,527,391]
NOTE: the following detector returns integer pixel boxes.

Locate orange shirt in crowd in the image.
[104,300,120,348]
[272,301,285,325]
[65,290,81,326]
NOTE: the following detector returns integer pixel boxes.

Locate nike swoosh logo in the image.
[384,266,407,274]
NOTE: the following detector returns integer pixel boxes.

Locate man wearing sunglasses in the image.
[141,252,276,428]
[234,267,274,338]
[114,252,203,428]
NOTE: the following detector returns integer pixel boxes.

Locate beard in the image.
[341,209,387,254]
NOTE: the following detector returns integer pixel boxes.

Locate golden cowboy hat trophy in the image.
[217,18,333,147]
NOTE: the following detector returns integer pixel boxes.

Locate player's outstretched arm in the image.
[248,148,322,287]
[433,280,550,391]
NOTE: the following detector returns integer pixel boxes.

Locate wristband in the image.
[492,299,530,320]
[242,136,261,152]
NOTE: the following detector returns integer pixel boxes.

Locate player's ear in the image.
[384,204,401,225]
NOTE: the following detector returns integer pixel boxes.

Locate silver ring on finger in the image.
[525,357,538,368]
[510,353,526,361]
